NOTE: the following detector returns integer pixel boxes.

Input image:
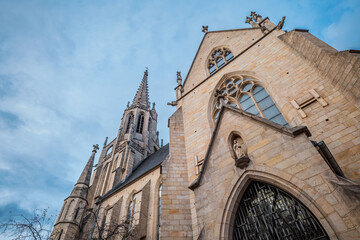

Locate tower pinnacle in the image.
[73,144,98,189]
[131,69,150,109]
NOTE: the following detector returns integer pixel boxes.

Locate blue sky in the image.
[0,0,359,224]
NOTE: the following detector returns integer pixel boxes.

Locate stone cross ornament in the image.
[202,26,208,33]
[92,144,99,153]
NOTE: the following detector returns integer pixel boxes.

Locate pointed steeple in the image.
[131,69,150,109]
[70,144,99,198]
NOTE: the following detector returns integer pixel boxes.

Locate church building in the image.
[51,12,360,240]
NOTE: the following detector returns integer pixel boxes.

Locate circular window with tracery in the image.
[211,75,289,127]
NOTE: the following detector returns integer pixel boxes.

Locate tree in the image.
[78,207,136,240]
[0,208,56,240]
[1,207,136,240]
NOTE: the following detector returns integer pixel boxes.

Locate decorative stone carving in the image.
[231,136,250,169]
[177,71,182,86]
[92,144,99,153]
[202,25,208,33]
[277,16,286,30]
[233,139,245,159]
[250,12,263,22]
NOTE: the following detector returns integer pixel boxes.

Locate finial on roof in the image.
[202,26,208,33]
[103,137,108,146]
[245,15,259,28]
[93,144,99,153]
[152,102,156,110]
[177,71,182,86]
[71,144,99,194]
[250,11,263,22]
[277,16,286,30]
[131,68,150,109]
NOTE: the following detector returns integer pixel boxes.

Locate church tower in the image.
[51,144,99,240]
[87,69,159,206]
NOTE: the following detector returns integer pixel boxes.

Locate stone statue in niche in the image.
[232,136,250,169]
[233,139,245,159]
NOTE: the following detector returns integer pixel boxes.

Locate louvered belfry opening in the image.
[233,181,329,240]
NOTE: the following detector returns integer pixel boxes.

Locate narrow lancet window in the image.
[127,194,136,231]
[125,113,133,133]
[136,113,144,133]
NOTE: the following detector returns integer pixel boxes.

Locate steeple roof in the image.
[131,69,150,109]
[76,145,98,186]
[69,144,98,198]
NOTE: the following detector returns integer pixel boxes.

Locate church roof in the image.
[131,69,150,109]
[101,144,169,199]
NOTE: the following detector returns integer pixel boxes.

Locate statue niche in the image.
[230,134,250,169]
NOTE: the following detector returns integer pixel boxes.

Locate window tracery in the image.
[208,47,234,75]
[233,181,329,239]
[212,75,289,127]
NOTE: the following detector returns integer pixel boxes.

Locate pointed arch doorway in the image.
[233,181,329,240]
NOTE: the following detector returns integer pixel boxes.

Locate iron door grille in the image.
[233,181,329,240]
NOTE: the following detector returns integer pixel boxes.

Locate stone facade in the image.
[52,12,360,240]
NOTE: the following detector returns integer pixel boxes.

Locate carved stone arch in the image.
[217,168,338,239]
[207,71,289,128]
[207,71,264,128]
[64,199,75,221]
[74,200,86,222]
[105,145,113,156]
[125,189,139,214]
[205,45,235,76]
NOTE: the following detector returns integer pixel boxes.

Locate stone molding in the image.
[189,105,311,190]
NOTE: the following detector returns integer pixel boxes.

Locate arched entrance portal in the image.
[233,181,329,240]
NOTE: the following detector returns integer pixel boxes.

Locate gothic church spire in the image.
[70,144,99,198]
[131,69,150,109]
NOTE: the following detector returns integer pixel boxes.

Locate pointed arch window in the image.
[125,113,133,133]
[127,193,137,231]
[212,75,289,127]
[233,181,329,239]
[148,118,152,132]
[208,47,234,75]
[136,113,144,133]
